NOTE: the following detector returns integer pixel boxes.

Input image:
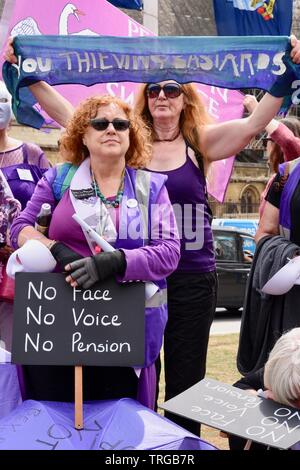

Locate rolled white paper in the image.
[72,214,158,300]
[6,239,57,279]
[262,255,300,295]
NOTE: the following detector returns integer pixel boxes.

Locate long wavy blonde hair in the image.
[59,95,152,168]
[135,82,213,164]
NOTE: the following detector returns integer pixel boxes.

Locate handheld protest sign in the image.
[12,273,145,429]
[12,273,145,366]
[161,378,300,450]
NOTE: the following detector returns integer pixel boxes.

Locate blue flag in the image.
[214,0,293,36]
[3,35,300,129]
[107,0,143,10]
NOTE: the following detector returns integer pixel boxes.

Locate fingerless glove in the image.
[67,250,126,289]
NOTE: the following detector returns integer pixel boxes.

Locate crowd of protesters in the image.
[1,34,300,451]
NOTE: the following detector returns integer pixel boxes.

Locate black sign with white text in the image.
[161,378,300,449]
[12,273,145,367]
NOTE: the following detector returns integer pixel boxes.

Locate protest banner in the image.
[0,0,244,201]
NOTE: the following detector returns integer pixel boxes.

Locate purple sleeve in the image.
[10,169,56,249]
[120,186,180,282]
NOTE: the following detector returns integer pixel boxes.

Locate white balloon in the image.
[6,240,57,279]
[262,256,300,295]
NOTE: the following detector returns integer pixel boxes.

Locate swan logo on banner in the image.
[10,3,99,36]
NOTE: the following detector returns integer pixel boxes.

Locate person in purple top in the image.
[0,81,50,210]
[0,80,50,352]
[133,76,300,435]
[5,35,300,435]
[10,95,180,408]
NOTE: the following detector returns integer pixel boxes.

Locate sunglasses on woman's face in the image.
[146,83,183,99]
[90,118,131,132]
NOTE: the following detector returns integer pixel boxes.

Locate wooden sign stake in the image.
[75,365,83,429]
[244,439,252,450]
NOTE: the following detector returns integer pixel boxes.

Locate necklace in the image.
[154,129,181,142]
[92,168,125,208]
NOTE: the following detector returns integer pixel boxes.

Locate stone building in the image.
[209,150,267,219]
[1,0,299,217]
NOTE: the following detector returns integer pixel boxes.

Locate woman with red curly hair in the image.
[10,95,180,407]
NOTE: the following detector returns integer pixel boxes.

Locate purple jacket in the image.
[11,166,180,367]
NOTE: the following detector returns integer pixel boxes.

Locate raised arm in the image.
[244,94,300,161]
[30,82,74,127]
[243,93,280,136]
[4,36,74,127]
[201,93,283,161]
[201,35,300,162]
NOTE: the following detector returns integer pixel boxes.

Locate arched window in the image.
[240,187,258,214]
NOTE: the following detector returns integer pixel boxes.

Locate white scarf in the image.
[69,158,118,253]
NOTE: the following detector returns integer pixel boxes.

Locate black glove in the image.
[50,242,82,270]
[67,250,126,289]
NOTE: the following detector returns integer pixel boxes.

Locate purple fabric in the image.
[278,159,300,235]
[0,398,216,450]
[118,186,180,281]
[16,365,26,401]
[149,155,215,273]
[0,364,22,419]
[137,364,156,410]
[10,169,56,249]
[1,164,47,210]
[0,143,50,210]
[291,442,300,450]
[10,168,180,281]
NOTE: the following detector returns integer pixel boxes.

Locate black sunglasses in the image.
[90,118,131,132]
[146,83,183,99]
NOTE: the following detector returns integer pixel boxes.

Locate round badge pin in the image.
[127,198,138,208]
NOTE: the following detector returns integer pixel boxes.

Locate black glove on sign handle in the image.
[67,250,126,289]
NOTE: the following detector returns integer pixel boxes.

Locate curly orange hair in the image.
[135,82,213,162]
[59,95,151,168]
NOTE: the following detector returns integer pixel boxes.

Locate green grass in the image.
[157,333,240,450]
